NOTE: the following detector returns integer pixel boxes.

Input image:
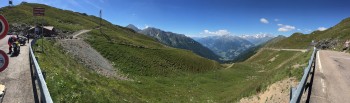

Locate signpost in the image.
[0,15,9,40]
[0,50,9,72]
[0,14,9,100]
[0,15,9,72]
[9,0,13,7]
[33,7,45,16]
[33,7,45,52]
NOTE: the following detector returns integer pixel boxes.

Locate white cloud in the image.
[277,24,296,32]
[144,24,149,29]
[260,18,269,24]
[200,29,231,36]
[317,27,327,31]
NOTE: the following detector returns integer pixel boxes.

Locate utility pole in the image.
[99,10,111,42]
[41,18,44,52]
[100,9,103,34]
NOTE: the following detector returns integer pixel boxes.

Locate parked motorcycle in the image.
[11,42,20,56]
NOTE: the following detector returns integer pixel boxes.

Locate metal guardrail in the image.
[290,47,317,103]
[29,38,53,103]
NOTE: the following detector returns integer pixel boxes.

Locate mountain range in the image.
[239,34,275,45]
[127,24,275,61]
[194,35,254,61]
[126,24,221,62]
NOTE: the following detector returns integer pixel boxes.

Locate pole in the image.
[41,17,43,52]
[100,10,102,34]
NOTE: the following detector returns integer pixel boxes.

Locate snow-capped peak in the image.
[239,33,274,39]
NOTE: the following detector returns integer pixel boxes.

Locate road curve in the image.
[267,48,308,52]
[72,29,91,39]
[0,35,34,103]
[310,50,350,103]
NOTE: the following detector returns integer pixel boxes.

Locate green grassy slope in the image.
[0,3,100,31]
[36,39,311,102]
[34,40,143,102]
[85,29,221,77]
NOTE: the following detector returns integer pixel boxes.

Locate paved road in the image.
[0,35,34,103]
[310,50,350,103]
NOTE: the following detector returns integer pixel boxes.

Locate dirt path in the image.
[59,30,129,80]
[310,50,350,103]
[267,48,308,52]
[0,35,34,103]
[72,30,91,39]
[224,63,235,69]
[274,53,302,70]
[239,77,299,103]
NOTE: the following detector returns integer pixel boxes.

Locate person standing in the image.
[7,36,16,54]
[26,33,30,43]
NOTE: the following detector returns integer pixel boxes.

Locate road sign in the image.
[0,50,9,72]
[33,7,45,16]
[0,15,9,40]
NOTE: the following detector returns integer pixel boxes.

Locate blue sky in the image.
[1,0,350,37]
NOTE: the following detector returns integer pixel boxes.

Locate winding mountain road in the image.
[310,50,350,103]
[0,35,34,103]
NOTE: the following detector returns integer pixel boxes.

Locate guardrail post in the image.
[290,87,296,100]
[42,71,46,80]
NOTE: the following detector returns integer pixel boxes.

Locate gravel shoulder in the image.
[58,30,129,80]
[239,77,299,103]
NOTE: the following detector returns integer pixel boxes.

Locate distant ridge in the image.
[126,24,141,32]
[127,25,222,62]
[195,35,254,61]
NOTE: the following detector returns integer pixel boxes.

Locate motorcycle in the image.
[18,37,27,46]
[11,42,20,56]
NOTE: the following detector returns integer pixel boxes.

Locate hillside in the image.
[136,26,222,62]
[126,24,141,32]
[266,17,350,49]
[0,3,225,102]
[195,35,254,61]
[0,3,222,75]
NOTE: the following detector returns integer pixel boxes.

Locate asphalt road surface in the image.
[0,35,34,103]
[310,50,350,103]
